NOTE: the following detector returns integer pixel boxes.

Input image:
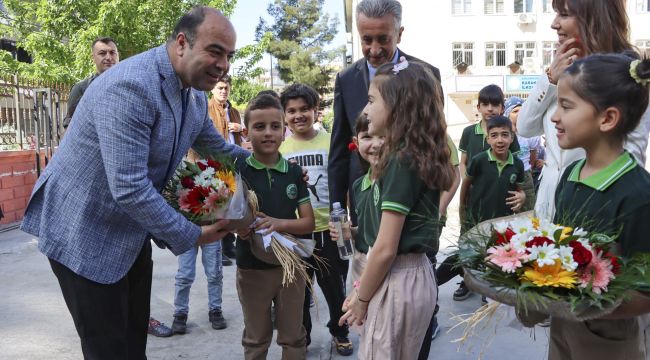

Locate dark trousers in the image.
[49,241,153,360]
[303,231,349,339]
[222,232,236,258]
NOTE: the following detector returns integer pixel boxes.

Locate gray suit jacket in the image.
[21,45,248,284]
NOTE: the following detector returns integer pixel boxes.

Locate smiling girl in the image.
[516,0,650,221]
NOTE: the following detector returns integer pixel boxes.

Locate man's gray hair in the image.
[356,0,402,31]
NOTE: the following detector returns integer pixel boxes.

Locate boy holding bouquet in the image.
[235,93,315,359]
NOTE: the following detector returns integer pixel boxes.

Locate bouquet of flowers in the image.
[163,153,253,230]
[458,213,650,323]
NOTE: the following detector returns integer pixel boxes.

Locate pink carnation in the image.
[578,250,615,294]
[486,245,526,273]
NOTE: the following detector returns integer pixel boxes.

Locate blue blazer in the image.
[21,45,249,284]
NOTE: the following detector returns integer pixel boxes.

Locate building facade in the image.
[343,0,650,123]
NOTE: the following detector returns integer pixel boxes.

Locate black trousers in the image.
[49,241,153,360]
[303,230,349,339]
[222,232,236,258]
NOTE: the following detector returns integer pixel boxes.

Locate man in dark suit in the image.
[327,1,442,358]
[328,0,441,226]
[21,7,246,359]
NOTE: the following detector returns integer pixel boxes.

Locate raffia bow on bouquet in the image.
[456,212,650,326]
[245,191,326,287]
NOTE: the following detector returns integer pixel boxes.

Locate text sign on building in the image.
[505,75,542,93]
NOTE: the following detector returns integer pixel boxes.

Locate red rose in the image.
[181,176,195,189]
[185,186,210,214]
[348,142,358,151]
[207,159,222,170]
[197,161,208,171]
[525,236,553,248]
[495,228,516,245]
[569,241,592,266]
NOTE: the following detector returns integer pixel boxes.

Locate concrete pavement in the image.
[0,198,550,360]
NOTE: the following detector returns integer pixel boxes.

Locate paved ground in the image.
[0,125,555,359]
[0,202,550,360]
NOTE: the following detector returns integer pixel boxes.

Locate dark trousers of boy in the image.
[302,230,349,343]
[237,266,307,360]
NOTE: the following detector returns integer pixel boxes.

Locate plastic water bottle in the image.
[331,202,354,260]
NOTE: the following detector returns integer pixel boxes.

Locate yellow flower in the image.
[560,226,573,241]
[531,217,540,229]
[521,259,576,288]
[217,170,237,193]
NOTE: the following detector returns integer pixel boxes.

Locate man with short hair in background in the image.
[63,37,119,128]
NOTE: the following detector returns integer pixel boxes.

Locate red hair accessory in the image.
[348,142,358,151]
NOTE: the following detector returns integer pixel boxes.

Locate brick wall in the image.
[0,150,42,225]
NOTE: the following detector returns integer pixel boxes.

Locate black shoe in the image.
[172,314,187,334]
[481,296,488,305]
[453,281,471,301]
[148,317,172,337]
[431,316,441,341]
[222,255,233,266]
[209,309,227,330]
[333,336,354,356]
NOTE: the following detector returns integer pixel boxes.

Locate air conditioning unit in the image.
[517,13,536,24]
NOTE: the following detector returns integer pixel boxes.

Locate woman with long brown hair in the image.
[517,0,650,221]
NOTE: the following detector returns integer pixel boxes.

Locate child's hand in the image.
[328,221,352,242]
[254,212,286,235]
[506,190,526,212]
[338,290,368,327]
[535,159,545,169]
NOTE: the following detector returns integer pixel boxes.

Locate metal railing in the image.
[0,76,70,151]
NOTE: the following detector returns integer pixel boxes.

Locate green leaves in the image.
[0,0,237,82]
[257,0,342,93]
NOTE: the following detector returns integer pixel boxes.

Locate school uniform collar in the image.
[474,122,485,136]
[246,154,288,173]
[568,151,636,191]
[487,149,514,165]
[361,170,374,191]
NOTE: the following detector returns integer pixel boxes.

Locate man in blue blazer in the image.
[21,7,245,359]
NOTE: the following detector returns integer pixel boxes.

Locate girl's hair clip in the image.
[392,56,409,74]
[348,142,358,151]
[630,59,650,86]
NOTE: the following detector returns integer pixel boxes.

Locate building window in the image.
[637,40,650,58]
[543,0,554,12]
[514,0,533,13]
[452,0,472,14]
[542,41,557,67]
[637,0,650,12]
[484,0,505,14]
[485,42,507,67]
[514,41,536,63]
[452,42,474,66]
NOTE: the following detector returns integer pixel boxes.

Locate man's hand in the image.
[197,219,230,246]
